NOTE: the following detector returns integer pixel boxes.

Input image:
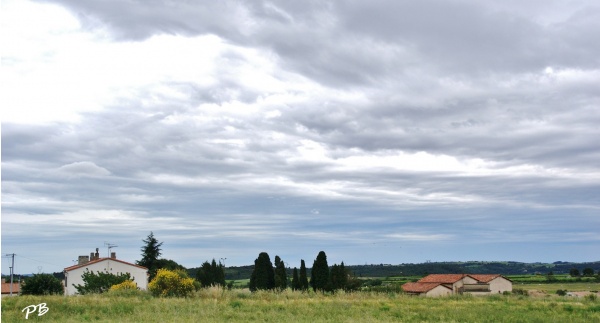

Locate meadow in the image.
[2,286,599,322]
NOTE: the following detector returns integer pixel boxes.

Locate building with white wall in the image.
[402,274,512,297]
[64,250,148,295]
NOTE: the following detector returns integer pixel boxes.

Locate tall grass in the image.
[2,288,599,322]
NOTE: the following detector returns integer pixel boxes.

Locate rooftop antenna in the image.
[104,241,118,257]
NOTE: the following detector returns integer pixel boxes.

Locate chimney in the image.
[95,248,100,260]
[110,252,116,259]
[90,252,95,260]
[78,255,90,265]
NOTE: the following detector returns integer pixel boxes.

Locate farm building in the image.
[1,278,21,297]
[401,282,452,297]
[402,274,512,296]
[63,249,148,295]
[467,274,513,294]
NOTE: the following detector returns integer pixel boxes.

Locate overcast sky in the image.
[2,0,599,275]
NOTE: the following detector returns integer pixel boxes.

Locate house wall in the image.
[425,285,453,297]
[488,277,512,294]
[452,276,478,293]
[65,260,148,295]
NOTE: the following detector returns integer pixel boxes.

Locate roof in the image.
[1,281,21,294]
[64,258,148,272]
[402,282,451,293]
[417,274,467,283]
[468,274,511,283]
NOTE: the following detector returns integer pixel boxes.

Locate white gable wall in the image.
[65,259,148,295]
[488,277,512,294]
[425,285,453,297]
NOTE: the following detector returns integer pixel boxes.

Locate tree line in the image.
[249,251,360,293]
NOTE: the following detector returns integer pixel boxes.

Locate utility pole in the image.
[5,253,15,296]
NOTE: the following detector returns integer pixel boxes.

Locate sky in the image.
[2,0,599,275]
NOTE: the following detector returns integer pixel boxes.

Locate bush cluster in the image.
[109,280,138,291]
[148,269,195,297]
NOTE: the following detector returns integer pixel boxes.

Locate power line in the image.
[14,255,63,269]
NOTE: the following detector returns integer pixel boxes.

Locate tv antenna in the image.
[104,241,118,257]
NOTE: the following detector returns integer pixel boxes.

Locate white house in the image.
[64,250,148,295]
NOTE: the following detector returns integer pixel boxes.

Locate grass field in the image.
[2,287,599,322]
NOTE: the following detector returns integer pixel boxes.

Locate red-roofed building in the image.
[417,274,478,293]
[402,274,512,296]
[401,282,452,297]
[64,249,148,295]
[1,279,21,297]
[465,274,512,294]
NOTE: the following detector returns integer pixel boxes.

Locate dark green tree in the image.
[570,268,580,277]
[330,261,348,291]
[249,252,275,292]
[583,268,594,276]
[274,255,287,291]
[197,261,215,287]
[137,232,163,281]
[291,267,300,291]
[155,259,185,271]
[299,259,309,292]
[21,273,64,295]
[310,251,330,292]
[73,270,132,294]
[213,259,226,286]
[196,259,225,287]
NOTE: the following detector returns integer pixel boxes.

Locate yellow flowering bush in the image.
[109,280,138,291]
[148,269,195,297]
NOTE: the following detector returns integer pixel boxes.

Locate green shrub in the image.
[74,270,133,294]
[20,273,64,295]
[512,288,529,296]
[556,289,567,296]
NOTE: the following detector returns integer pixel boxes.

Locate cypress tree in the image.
[330,264,341,291]
[291,267,300,291]
[339,261,348,290]
[216,260,226,286]
[299,259,309,292]
[249,252,275,292]
[330,261,348,291]
[274,256,287,291]
[197,261,214,287]
[310,251,330,292]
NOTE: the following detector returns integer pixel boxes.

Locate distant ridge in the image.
[185,261,600,280]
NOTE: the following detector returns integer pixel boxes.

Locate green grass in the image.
[2,288,599,322]
[516,282,600,294]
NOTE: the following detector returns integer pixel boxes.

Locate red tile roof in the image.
[417,274,467,283]
[64,258,147,272]
[468,274,510,283]
[1,282,21,294]
[402,282,451,293]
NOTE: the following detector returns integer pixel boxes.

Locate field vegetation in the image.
[2,287,599,322]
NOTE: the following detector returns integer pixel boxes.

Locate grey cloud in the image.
[39,0,600,85]
[4,0,600,272]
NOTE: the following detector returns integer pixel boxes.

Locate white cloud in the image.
[57,161,110,177]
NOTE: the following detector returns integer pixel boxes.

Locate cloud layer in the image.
[2,0,599,273]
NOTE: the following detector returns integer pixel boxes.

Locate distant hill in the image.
[187,261,600,280]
